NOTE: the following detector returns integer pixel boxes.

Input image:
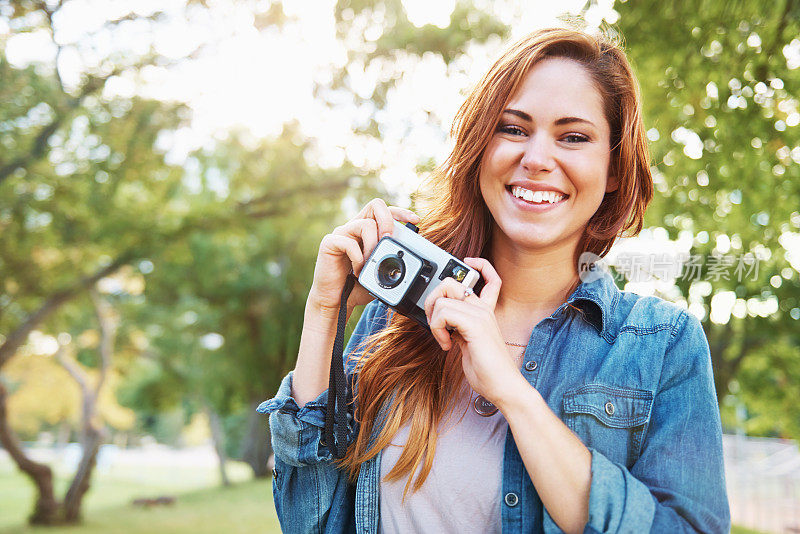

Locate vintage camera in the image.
[358,220,484,328]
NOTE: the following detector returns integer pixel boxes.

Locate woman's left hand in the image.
[423,257,525,408]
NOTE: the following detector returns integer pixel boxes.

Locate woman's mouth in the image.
[506,185,569,211]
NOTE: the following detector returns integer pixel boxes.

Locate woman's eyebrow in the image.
[502,109,596,129]
[554,116,596,128]
[502,108,532,121]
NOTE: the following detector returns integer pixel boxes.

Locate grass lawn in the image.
[731,527,770,534]
[0,457,281,534]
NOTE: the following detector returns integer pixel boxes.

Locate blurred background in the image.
[1,0,799,532]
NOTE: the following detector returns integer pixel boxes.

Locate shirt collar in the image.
[558,269,620,340]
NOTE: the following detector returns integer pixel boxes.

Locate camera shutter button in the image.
[404,222,419,233]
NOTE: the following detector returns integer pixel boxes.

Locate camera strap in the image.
[323,273,356,459]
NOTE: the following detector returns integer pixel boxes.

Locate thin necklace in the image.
[472,341,526,417]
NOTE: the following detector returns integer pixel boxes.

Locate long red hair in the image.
[336,27,653,497]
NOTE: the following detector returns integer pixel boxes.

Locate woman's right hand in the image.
[307,198,420,318]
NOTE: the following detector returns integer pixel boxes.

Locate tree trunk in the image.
[56,420,71,449]
[704,321,732,404]
[0,381,61,525]
[241,398,272,478]
[62,425,104,523]
[713,362,732,406]
[54,289,114,523]
[205,404,230,486]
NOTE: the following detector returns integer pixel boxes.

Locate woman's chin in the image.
[499,233,561,251]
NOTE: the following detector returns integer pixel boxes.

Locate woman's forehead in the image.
[505,58,607,128]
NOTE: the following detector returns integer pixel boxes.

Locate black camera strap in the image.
[323,273,356,459]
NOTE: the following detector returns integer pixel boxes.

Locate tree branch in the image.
[0,197,263,373]
[102,10,166,30]
[53,343,89,395]
[0,119,63,184]
[238,177,352,209]
[0,253,133,370]
[88,287,115,397]
[240,178,353,219]
[0,40,205,186]
[38,0,66,92]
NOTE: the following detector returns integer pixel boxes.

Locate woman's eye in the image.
[562,133,590,143]
[497,124,526,136]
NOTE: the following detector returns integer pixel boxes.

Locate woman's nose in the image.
[520,133,556,174]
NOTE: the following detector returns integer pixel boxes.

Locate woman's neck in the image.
[488,235,581,326]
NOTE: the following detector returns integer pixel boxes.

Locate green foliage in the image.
[721,339,800,438]
[117,124,382,444]
[324,0,508,134]
[117,359,184,413]
[0,57,189,337]
[617,0,800,436]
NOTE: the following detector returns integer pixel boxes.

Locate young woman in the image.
[258,27,730,533]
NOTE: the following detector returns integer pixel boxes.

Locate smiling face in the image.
[478,57,618,257]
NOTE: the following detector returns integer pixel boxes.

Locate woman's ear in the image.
[605,175,619,193]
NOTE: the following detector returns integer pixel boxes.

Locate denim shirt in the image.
[257,270,731,533]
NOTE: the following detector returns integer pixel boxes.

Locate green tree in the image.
[119,126,380,480]
[616,0,800,435]
[0,0,227,524]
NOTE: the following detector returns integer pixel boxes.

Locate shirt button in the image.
[504,492,519,507]
[525,360,538,371]
[605,401,615,416]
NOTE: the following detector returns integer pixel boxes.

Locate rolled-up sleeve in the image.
[584,311,731,534]
[256,299,389,467]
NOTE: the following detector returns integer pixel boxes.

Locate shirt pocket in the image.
[562,384,654,467]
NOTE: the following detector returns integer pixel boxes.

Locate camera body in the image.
[358,220,483,328]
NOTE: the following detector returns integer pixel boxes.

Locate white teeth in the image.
[511,186,565,204]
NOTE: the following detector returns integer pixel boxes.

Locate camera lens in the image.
[377,255,405,288]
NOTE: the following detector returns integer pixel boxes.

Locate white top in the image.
[378,387,509,534]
